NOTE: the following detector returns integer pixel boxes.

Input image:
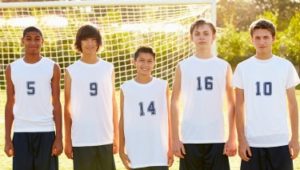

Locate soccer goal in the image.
[0,0,216,89]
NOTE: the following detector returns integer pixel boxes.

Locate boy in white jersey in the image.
[4,26,62,170]
[233,19,300,170]
[171,19,236,170]
[119,46,173,170]
[64,25,118,170]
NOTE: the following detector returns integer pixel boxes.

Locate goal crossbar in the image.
[0,0,215,8]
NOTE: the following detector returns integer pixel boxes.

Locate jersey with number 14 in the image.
[121,78,169,168]
[67,59,114,147]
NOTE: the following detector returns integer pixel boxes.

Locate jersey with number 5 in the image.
[11,57,55,132]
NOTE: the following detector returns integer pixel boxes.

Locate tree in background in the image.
[217,0,300,69]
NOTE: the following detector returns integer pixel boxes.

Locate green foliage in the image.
[217,9,300,67]
[281,12,300,64]
[217,24,254,67]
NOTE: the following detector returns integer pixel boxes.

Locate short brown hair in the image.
[190,19,216,35]
[75,25,102,52]
[134,46,156,60]
[23,26,43,38]
[249,19,276,37]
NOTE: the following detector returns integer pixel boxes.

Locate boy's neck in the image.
[255,52,273,60]
[194,48,213,59]
[80,54,99,64]
[134,75,152,84]
[23,54,42,64]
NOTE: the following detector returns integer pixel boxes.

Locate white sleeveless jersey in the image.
[11,57,55,132]
[179,56,229,143]
[233,56,300,147]
[67,59,114,147]
[121,78,169,168]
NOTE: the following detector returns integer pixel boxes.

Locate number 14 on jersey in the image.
[139,101,156,116]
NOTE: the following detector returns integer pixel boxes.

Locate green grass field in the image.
[1,91,300,170]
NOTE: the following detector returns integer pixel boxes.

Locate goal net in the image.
[0,0,216,90]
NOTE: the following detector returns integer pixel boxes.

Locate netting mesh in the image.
[0,2,213,90]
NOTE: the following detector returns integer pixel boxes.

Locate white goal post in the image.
[0,0,216,90]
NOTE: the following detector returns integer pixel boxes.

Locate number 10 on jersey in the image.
[256,81,272,96]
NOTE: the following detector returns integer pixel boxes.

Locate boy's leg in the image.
[13,133,34,170]
[96,144,116,170]
[179,144,202,170]
[73,146,98,170]
[240,147,269,170]
[267,145,293,170]
[34,132,58,170]
[204,143,229,170]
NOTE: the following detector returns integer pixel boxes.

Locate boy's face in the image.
[191,24,215,49]
[21,31,43,55]
[251,28,274,54]
[134,52,155,77]
[81,37,99,55]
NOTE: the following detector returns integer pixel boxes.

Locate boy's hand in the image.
[4,140,14,157]
[289,138,299,159]
[52,137,63,156]
[173,139,186,158]
[224,139,237,157]
[119,151,131,170]
[238,139,252,161]
[64,139,73,159]
[113,139,119,154]
[168,150,174,167]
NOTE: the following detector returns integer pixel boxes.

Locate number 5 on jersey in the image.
[27,81,35,95]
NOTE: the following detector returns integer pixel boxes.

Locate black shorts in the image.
[180,143,229,170]
[241,145,293,170]
[73,144,116,170]
[132,166,168,170]
[13,132,58,170]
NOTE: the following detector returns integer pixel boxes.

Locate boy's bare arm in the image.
[287,87,299,159]
[236,88,251,161]
[171,65,185,158]
[119,90,130,169]
[112,71,119,154]
[64,70,73,159]
[224,65,237,156]
[4,65,15,157]
[51,64,63,156]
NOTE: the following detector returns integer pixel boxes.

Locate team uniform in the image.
[178,55,230,170]
[66,59,115,170]
[121,77,169,170]
[233,55,300,170]
[10,57,58,170]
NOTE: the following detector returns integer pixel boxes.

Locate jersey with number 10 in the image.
[121,78,169,168]
[11,57,55,132]
[179,56,229,143]
[67,59,114,147]
[233,56,300,147]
